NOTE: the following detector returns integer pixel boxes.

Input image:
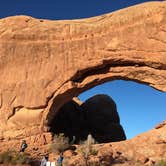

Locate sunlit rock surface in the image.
[0,2,166,163]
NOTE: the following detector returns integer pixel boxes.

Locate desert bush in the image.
[78,134,96,158]
[154,160,166,166]
[90,148,98,156]
[0,150,30,165]
[0,151,12,164]
[77,134,97,166]
[11,151,30,164]
[50,133,70,153]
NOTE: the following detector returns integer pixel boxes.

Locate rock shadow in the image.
[49,94,126,143]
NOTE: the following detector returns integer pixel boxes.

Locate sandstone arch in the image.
[0,1,166,140]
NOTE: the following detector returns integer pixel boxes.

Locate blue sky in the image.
[79,80,166,139]
[0,0,156,19]
[1,0,165,139]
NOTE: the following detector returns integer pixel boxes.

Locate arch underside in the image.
[46,63,166,126]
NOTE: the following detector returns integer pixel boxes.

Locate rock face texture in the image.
[49,95,126,143]
[63,122,166,166]
[0,1,166,145]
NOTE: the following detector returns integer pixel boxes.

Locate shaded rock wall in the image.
[50,95,126,143]
[81,95,126,142]
[49,99,88,141]
[0,1,166,140]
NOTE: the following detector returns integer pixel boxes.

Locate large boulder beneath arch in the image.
[81,94,120,124]
[49,95,126,143]
[81,94,126,143]
[49,99,88,141]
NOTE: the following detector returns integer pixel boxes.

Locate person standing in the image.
[19,140,28,152]
[57,152,63,166]
[40,155,48,166]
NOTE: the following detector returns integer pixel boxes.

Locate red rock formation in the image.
[58,124,166,166]
[0,2,166,163]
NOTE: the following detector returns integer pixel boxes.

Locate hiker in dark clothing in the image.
[19,140,28,152]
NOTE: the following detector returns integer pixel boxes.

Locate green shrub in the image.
[11,152,30,164]
[77,134,97,166]
[0,151,12,164]
[154,160,166,166]
[78,134,96,158]
[90,148,98,156]
[50,133,70,153]
[0,150,30,165]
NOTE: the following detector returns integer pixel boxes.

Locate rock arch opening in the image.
[48,80,166,143]
[78,80,166,139]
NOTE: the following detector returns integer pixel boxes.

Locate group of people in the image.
[41,152,64,166]
[19,140,64,166]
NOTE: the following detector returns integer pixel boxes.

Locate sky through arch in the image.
[78,80,166,139]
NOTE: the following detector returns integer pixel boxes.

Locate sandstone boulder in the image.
[81,94,120,123]
[81,94,126,142]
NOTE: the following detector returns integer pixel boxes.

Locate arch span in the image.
[0,1,166,139]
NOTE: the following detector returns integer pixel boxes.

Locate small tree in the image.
[78,134,96,166]
[50,133,70,153]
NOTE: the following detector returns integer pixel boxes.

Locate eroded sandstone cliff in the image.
[0,2,166,156]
